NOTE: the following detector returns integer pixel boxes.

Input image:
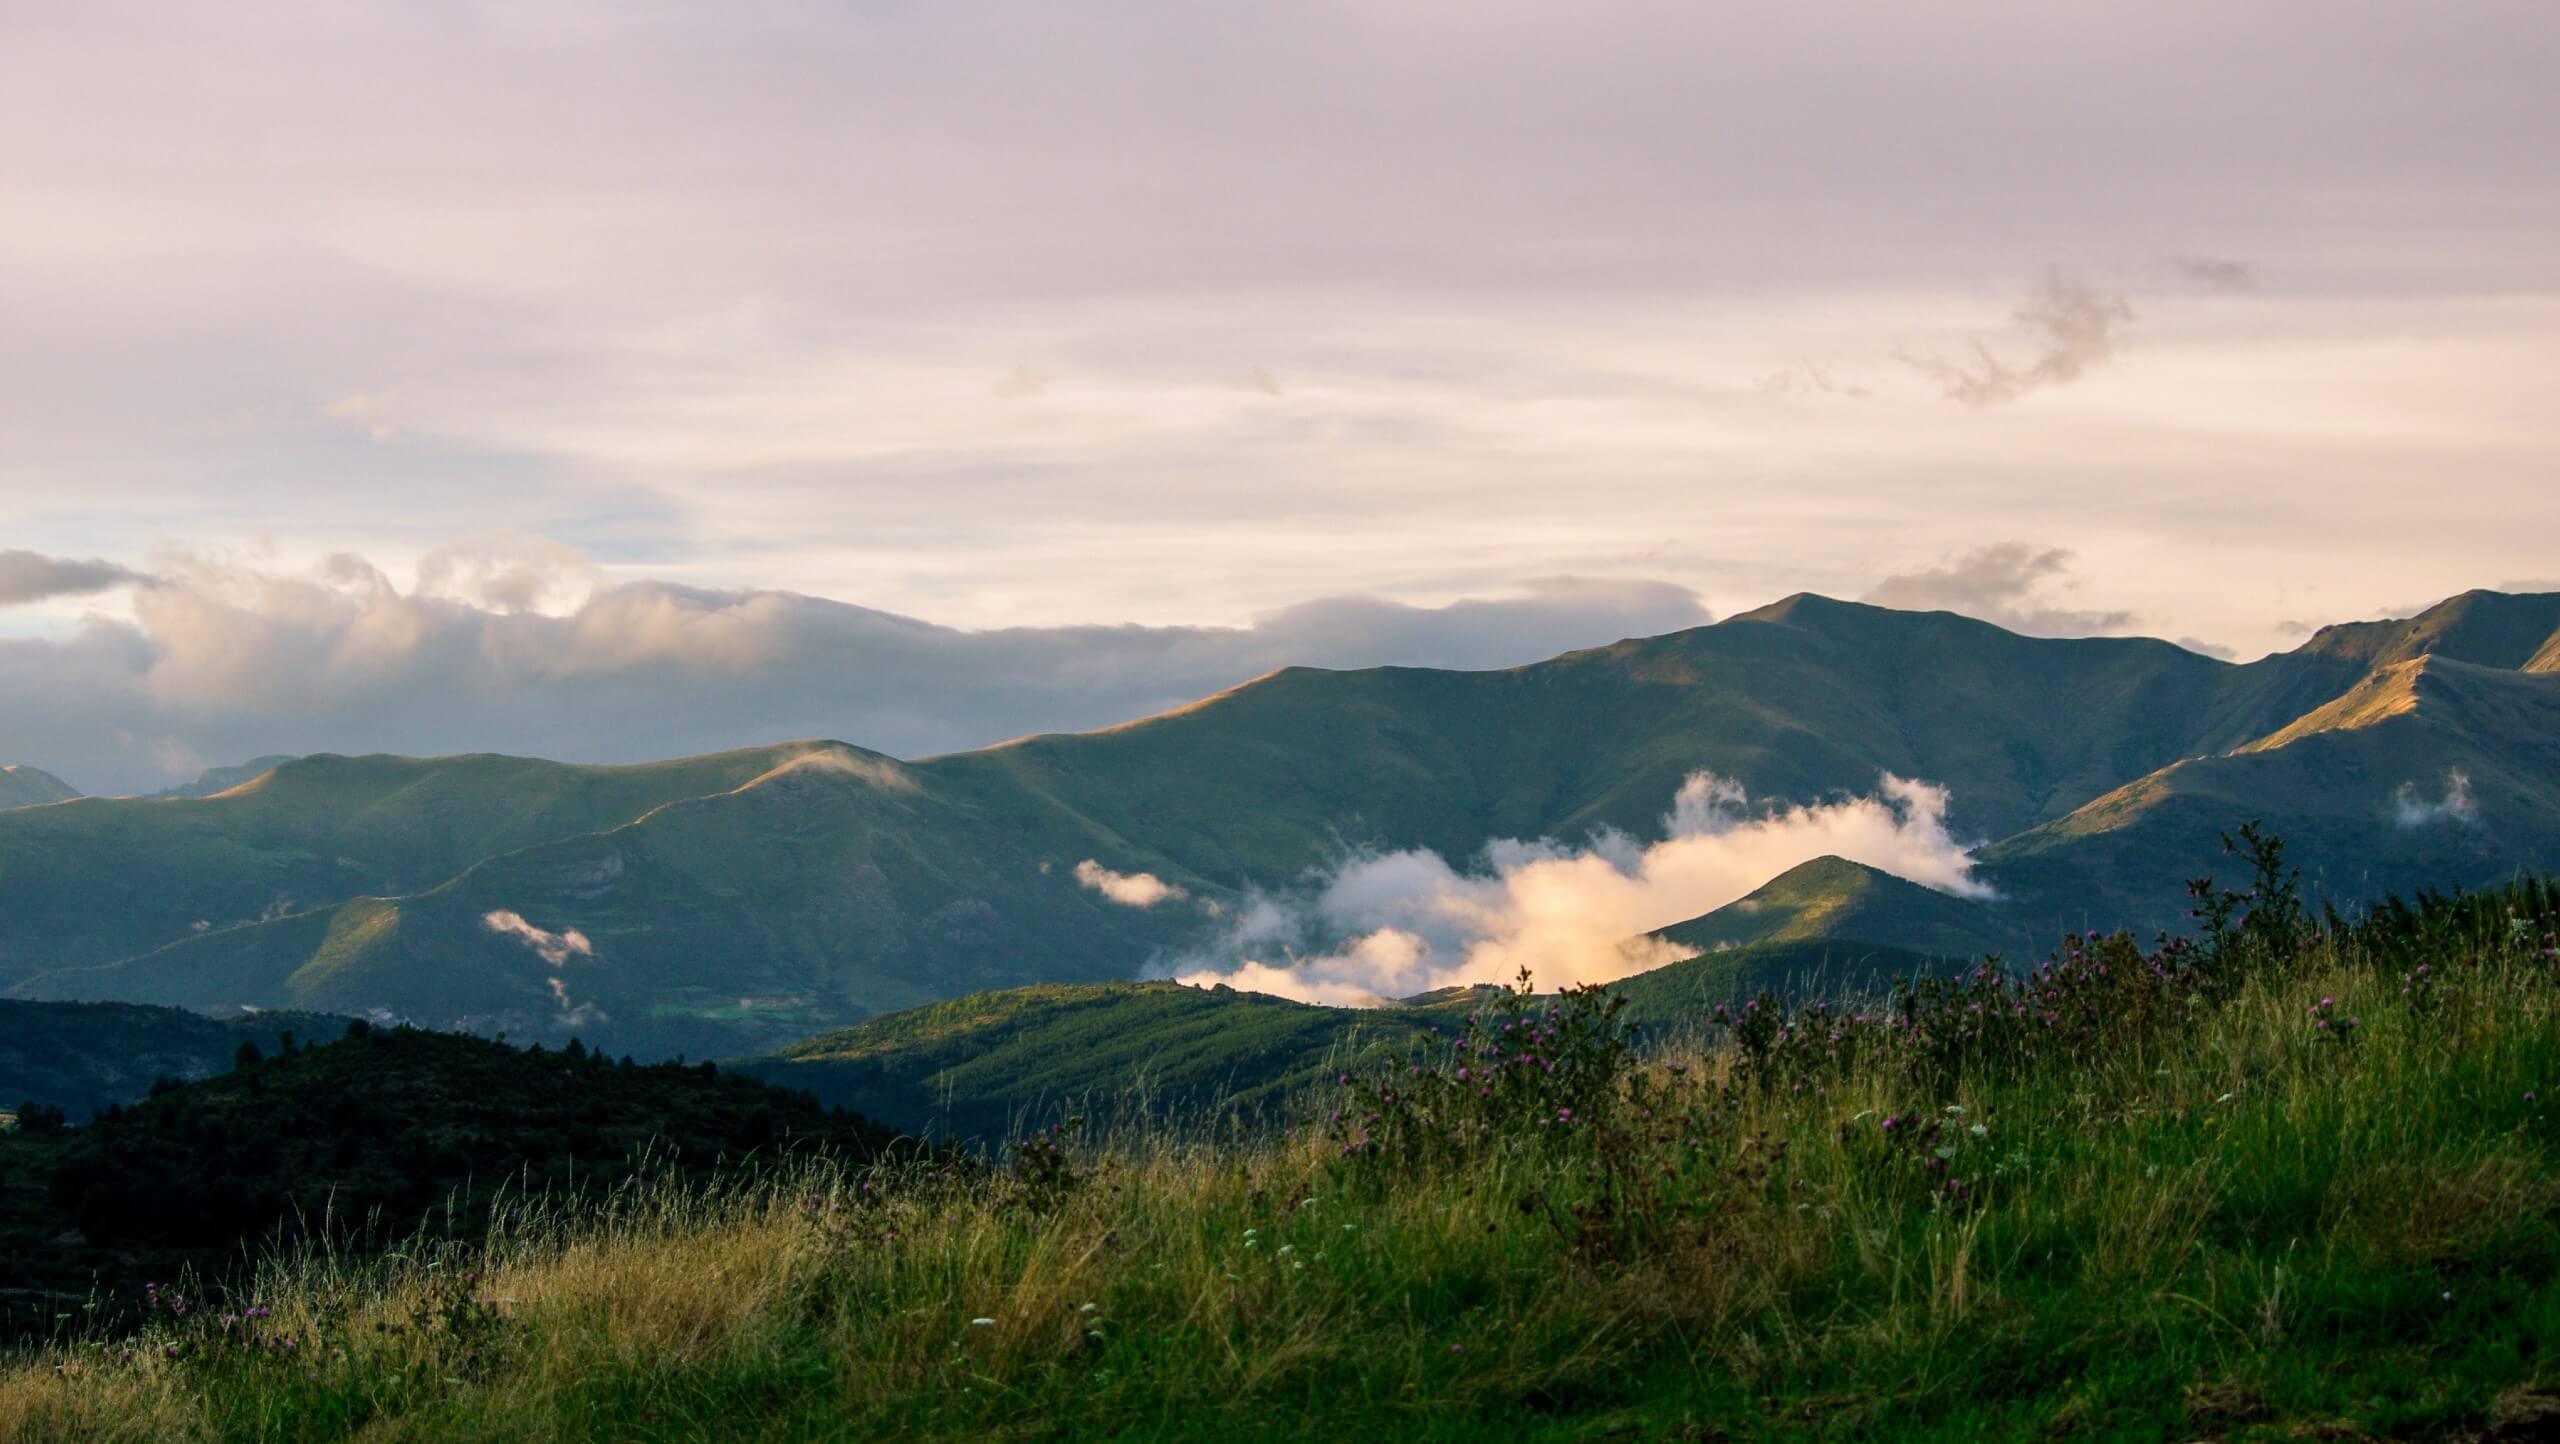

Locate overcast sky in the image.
[4,2,2557,791]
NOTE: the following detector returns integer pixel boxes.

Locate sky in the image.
[4,1,2557,792]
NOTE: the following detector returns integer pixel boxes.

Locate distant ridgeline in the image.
[2,588,2556,1061]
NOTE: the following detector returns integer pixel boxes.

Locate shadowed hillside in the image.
[0,1024,907,1337]
[732,981,1448,1144]
[0,1000,347,1119]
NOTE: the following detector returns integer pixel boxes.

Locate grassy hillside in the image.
[0,765,78,810]
[1610,936,1959,1026]
[0,1025,906,1341]
[0,742,841,984]
[733,981,1448,1144]
[14,590,2560,1058]
[731,939,1992,1145]
[6,873,2556,1441]
[0,1001,348,1119]
[1653,854,2029,959]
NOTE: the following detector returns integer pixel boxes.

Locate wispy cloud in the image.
[546,975,608,1027]
[1863,543,2137,637]
[2391,770,2481,828]
[2167,256,2260,293]
[1755,362,1873,401]
[0,551,152,607]
[1903,272,2135,406]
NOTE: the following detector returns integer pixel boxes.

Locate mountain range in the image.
[4,587,2554,1062]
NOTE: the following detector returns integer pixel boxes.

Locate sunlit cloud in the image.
[1174,772,1992,1005]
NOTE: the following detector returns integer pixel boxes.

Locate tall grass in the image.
[7,883,2559,1441]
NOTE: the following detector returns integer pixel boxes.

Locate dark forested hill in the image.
[0,1000,348,1118]
[0,1024,905,1337]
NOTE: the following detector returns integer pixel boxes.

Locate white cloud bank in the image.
[0,542,1711,793]
[1074,860,1187,908]
[1175,772,1991,1006]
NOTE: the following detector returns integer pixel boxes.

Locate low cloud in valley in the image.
[1074,860,1188,908]
[1174,772,1992,1006]
[2392,770,2481,828]
[483,909,595,967]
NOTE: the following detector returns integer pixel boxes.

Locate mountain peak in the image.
[1652,855,2023,960]
[0,764,80,810]
[1728,592,1872,626]
[2293,589,2560,673]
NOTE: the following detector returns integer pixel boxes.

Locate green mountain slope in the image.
[0,1000,347,1119]
[1652,855,2030,960]
[1982,654,2560,933]
[24,747,1221,1056]
[13,589,2560,1057]
[732,981,1444,1143]
[0,741,839,985]
[1612,938,1960,1026]
[0,764,78,810]
[735,935,1984,1143]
